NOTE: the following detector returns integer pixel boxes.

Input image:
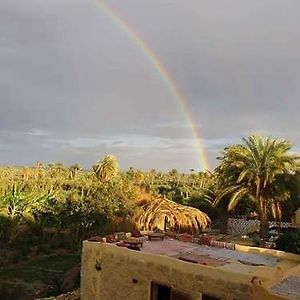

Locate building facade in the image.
[81,236,300,300]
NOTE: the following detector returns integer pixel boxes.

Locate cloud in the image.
[26,129,51,137]
[0,0,299,171]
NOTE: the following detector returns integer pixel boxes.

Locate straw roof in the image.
[134,197,210,233]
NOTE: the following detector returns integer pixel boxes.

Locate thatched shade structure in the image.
[134,197,210,234]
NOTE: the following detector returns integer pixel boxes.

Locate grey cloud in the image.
[0,0,299,171]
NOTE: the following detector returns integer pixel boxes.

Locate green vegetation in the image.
[276,231,300,254]
[0,157,139,249]
[0,135,299,298]
[0,253,80,299]
[214,135,300,237]
[0,136,299,245]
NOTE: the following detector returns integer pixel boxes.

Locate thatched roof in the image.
[134,197,210,233]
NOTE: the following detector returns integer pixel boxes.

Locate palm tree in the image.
[168,169,179,185]
[69,163,81,179]
[93,155,119,183]
[215,134,299,238]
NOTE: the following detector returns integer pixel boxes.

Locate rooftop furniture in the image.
[116,241,127,247]
[198,234,235,250]
[115,232,127,241]
[106,234,117,243]
[148,232,165,241]
[198,234,213,246]
[124,237,143,250]
[210,240,235,250]
[131,229,143,238]
[178,233,193,243]
[165,231,177,238]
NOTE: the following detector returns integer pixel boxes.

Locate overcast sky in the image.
[0,0,299,171]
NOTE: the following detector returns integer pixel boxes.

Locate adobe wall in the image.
[81,241,254,300]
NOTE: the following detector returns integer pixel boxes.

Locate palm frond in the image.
[228,187,249,211]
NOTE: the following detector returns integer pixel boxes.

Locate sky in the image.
[0,0,300,172]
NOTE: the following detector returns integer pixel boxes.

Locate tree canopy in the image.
[215,134,300,237]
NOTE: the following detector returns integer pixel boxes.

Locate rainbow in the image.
[95,0,209,171]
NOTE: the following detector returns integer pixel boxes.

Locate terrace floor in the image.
[114,236,297,280]
[122,236,299,299]
[137,237,277,274]
[271,276,300,300]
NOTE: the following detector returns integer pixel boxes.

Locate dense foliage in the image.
[276,231,300,254]
[214,135,300,237]
[0,160,139,251]
[0,135,299,251]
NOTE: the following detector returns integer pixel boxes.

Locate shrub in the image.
[275,231,300,254]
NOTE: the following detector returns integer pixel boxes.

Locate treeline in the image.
[0,134,300,252]
[0,156,139,252]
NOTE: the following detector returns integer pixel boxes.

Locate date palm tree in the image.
[93,155,119,183]
[69,163,81,180]
[215,134,299,238]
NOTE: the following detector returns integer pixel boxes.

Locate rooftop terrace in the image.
[82,233,300,300]
[139,237,278,268]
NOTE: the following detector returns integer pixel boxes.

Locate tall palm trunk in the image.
[259,196,269,238]
[276,202,282,229]
[218,201,229,234]
[256,178,269,238]
[219,211,229,234]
